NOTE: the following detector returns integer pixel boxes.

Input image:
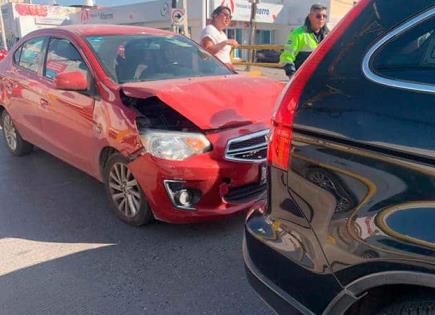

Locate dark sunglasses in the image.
[315,13,328,19]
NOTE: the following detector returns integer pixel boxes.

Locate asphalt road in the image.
[0,135,273,315]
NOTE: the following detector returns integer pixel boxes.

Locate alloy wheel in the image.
[3,113,17,151]
[108,162,142,218]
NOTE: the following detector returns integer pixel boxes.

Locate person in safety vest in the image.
[280,4,329,78]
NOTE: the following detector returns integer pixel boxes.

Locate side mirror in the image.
[54,71,88,91]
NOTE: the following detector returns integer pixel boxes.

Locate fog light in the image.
[176,189,192,207]
[164,180,201,210]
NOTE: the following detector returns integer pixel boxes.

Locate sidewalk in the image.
[235,65,288,82]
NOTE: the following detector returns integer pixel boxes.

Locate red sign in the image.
[15,4,48,17]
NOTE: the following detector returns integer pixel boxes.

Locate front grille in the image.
[225,129,269,162]
[225,183,267,203]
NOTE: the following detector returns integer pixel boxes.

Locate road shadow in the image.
[0,140,271,315]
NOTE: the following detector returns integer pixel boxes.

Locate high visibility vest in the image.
[280,26,320,69]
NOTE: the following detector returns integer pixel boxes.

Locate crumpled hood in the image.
[121,75,284,130]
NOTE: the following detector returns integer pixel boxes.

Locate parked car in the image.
[255,49,281,64]
[0,49,7,61]
[0,25,283,225]
[244,0,435,314]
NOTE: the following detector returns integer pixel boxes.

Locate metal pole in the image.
[0,5,7,51]
[182,0,189,37]
[171,0,177,32]
[201,0,207,30]
[247,0,258,71]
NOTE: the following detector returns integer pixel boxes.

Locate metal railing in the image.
[230,44,284,68]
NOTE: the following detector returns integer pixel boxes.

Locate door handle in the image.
[5,81,13,94]
[40,98,49,108]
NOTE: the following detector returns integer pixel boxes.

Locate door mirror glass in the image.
[54,71,88,91]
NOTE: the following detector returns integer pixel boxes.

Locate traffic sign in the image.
[171,8,185,26]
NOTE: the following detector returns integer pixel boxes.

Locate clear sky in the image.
[32,0,148,6]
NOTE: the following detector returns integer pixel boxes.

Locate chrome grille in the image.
[225,129,269,162]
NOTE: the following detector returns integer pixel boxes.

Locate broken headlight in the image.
[140,130,211,161]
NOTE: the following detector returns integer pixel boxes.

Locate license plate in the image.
[259,164,267,184]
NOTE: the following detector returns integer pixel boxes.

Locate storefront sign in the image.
[74,1,171,25]
[214,0,283,23]
[14,4,79,18]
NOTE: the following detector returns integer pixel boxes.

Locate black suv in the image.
[244,1,435,314]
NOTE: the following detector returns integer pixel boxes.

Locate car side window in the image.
[44,38,90,80]
[19,37,46,73]
[372,15,435,85]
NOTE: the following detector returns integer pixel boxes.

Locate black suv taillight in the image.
[267,0,371,171]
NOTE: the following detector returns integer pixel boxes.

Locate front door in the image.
[39,37,97,175]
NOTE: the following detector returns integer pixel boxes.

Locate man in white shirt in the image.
[200,6,239,65]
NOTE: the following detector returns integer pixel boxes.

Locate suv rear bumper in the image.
[243,238,314,315]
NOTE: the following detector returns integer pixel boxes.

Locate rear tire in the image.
[104,153,153,226]
[1,110,33,156]
[376,297,435,315]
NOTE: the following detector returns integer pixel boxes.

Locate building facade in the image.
[68,0,356,45]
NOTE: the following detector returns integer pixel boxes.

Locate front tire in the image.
[104,153,153,226]
[1,110,33,156]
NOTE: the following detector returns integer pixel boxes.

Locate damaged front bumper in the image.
[128,126,268,223]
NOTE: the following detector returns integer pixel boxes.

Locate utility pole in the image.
[0,4,7,50]
[171,0,178,33]
[181,0,189,38]
[201,0,208,30]
[247,0,259,71]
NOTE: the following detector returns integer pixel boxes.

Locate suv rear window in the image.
[372,15,435,85]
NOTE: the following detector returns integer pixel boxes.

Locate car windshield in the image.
[86,34,233,83]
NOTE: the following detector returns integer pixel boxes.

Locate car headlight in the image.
[140,129,211,161]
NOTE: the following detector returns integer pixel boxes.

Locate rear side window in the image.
[372,15,435,85]
[19,37,45,73]
[44,38,90,80]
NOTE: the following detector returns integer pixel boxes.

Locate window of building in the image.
[255,30,272,44]
[226,28,243,58]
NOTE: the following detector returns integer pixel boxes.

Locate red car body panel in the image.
[122,75,283,130]
[0,49,7,61]
[0,25,284,223]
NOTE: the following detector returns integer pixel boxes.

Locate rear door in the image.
[4,36,48,147]
[287,1,435,286]
[39,37,97,174]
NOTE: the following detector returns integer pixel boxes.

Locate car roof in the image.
[35,24,175,37]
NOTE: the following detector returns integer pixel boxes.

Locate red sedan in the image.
[0,49,7,61]
[0,25,283,225]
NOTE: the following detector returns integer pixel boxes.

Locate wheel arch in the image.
[324,271,435,314]
[0,104,5,127]
[99,146,119,180]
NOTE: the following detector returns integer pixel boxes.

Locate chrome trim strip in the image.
[227,143,267,154]
[362,6,435,94]
[225,129,269,163]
